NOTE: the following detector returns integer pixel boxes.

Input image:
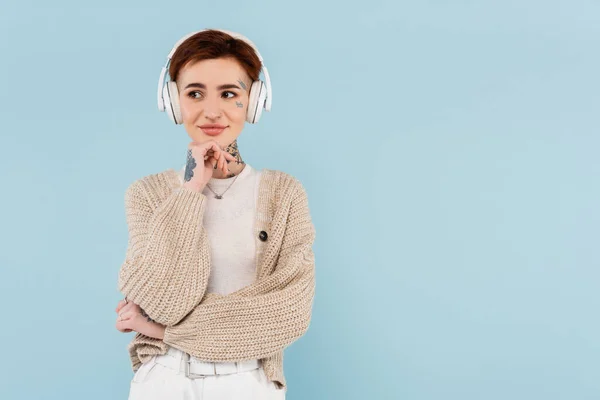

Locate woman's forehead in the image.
[179,58,248,85]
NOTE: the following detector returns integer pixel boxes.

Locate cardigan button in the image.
[259,230,268,241]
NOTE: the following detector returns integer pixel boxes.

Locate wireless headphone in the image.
[157,29,272,125]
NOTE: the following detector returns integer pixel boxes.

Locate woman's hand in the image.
[115,299,165,339]
[183,140,238,192]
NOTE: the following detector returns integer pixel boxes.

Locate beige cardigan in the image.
[117,167,316,390]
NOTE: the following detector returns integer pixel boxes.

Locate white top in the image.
[177,163,263,296]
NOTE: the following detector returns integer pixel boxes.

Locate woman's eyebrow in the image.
[184,83,241,90]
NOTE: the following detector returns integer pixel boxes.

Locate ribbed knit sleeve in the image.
[162,181,316,361]
[117,181,212,327]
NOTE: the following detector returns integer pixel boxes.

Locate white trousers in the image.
[127,347,286,400]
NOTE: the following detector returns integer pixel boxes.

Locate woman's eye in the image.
[187,91,235,99]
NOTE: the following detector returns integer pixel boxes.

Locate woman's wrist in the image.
[183,181,205,193]
[157,324,166,340]
[146,321,166,340]
[135,317,166,340]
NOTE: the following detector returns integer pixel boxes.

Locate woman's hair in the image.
[168,29,262,84]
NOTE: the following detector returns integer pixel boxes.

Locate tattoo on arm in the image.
[237,79,247,91]
[184,149,197,182]
[140,308,155,323]
[236,101,243,108]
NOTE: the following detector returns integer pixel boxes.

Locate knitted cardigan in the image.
[117,167,316,390]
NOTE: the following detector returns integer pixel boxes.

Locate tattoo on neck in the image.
[224,140,244,165]
[237,79,247,91]
[184,149,196,182]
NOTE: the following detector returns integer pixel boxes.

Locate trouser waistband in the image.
[153,347,261,379]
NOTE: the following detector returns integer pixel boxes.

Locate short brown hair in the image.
[168,29,262,84]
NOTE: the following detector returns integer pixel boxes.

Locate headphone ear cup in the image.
[163,81,182,124]
[246,80,266,124]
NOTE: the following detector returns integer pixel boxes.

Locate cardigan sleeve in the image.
[117,181,212,326]
[162,181,316,361]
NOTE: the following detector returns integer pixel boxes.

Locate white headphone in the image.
[157,29,272,125]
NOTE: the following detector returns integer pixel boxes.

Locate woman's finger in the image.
[209,142,222,156]
[119,302,133,314]
[223,152,230,171]
[115,299,127,313]
[210,155,218,170]
[213,153,220,170]
[116,318,133,333]
[204,143,234,161]
[119,310,133,321]
[201,142,234,172]
[218,152,226,172]
[119,303,139,318]
[196,142,214,158]
[224,152,237,164]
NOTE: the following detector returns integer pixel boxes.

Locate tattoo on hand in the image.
[237,79,247,91]
[184,149,196,182]
[140,308,155,323]
[236,101,243,108]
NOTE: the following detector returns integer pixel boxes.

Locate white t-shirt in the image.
[178,163,263,296]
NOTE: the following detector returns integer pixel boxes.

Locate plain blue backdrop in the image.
[0,1,598,399]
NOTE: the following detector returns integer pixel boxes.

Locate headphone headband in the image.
[157,29,272,113]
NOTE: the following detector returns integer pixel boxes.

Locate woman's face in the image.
[176,57,252,147]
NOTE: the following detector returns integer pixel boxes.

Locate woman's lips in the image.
[199,126,227,136]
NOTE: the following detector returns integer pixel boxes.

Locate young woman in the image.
[114,29,316,400]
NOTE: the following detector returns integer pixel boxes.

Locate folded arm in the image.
[118,181,211,326]
[162,182,316,361]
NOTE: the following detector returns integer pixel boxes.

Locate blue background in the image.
[1,1,598,399]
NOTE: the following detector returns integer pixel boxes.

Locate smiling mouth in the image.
[199,126,227,136]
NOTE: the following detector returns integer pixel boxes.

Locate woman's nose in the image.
[203,97,222,119]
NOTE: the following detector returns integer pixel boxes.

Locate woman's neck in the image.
[212,139,245,179]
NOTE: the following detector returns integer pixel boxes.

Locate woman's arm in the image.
[117,180,212,327]
[162,181,316,361]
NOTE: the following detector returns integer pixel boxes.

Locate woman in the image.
[114,29,316,400]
